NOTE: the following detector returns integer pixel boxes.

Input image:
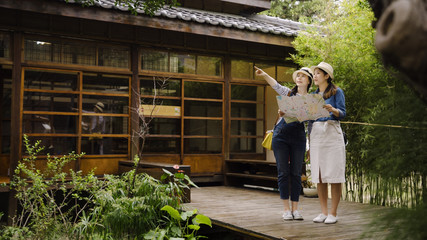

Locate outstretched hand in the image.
[254,66,266,76]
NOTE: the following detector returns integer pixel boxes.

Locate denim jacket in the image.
[307,88,346,134]
[314,87,346,122]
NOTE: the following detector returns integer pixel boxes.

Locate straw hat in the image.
[94,102,104,112]
[311,62,334,80]
[292,67,313,82]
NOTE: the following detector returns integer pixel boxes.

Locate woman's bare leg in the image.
[330,183,342,216]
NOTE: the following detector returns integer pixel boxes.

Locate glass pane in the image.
[148,118,180,135]
[23,92,78,112]
[184,138,222,154]
[197,56,221,76]
[83,74,129,94]
[82,116,128,134]
[140,78,181,97]
[254,63,275,81]
[184,81,222,99]
[231,103,264,118]
[25,136,77,155]
[230,138,263,153]
[82,95,129,114]
[81,137,128,155]
[24,69,78,91]
[141,50,168,72]
[231,60,253,79]
[144,137,180,153]
[170,53,195,74]
[23,115,77,134]
[277,65,293,83]
[231,120,257,136]
[24,39,61,62]
[63,43,96,66]
[0,33,10,59]
[231,85,264,101]
[98,47,130,68]
[184,119,222,136]
[184,100,222,117]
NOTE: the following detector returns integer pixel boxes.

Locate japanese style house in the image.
[0,0,301,194]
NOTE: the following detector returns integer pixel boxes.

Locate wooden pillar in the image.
[223,56,231,184]
[130,44,140,161]
[8,31,22,225]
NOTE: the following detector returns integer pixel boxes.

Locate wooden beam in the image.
[8,31,22,225]
[221,0,271,9]
[0,0,293,47]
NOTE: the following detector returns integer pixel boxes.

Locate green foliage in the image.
[144,205,211,240]
[3,135,100,239]
[263,0,328,23]
[75,157,206,239]
[69,0,180,16]
[1,136,207,239]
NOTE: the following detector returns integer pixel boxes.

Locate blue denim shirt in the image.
[314,87,346,122]
[307,88,346,134]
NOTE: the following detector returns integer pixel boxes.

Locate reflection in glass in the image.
[184,81,222,99]
[170,53,195,74]
[23,92,78,112]
[82,95,129,114]
[184,101,222,117]
[230,120,257,136]
[148,118,180,135]
[23,115,77,134]
[230,138,261,153]
[82,116,128,134]
[231,60,253,79]
[63,43,96,66]
[254,63,275,81]
[83,74,129,93]
[231,102,256,118]
[184,119,222,136]
[140,78,181,97]
[184,138,222,154]
[81,137,128,155]
[197,56,221,76]
[98,47,130,69]
[25,137,77,155]
[24,69,78,91]
[0,33,10,59]
[141,50,168,72]
[24,39,61,63]
[231,85,264,101]
[277,65,293,83]
[144,137,180,153]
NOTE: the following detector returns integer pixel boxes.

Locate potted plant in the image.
[302,162,318,198]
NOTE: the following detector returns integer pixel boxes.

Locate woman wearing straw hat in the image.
[308,62,346,224]
[255,66,313,221]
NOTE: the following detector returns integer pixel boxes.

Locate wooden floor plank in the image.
[184,186,390,240]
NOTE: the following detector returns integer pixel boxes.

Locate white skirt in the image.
[310,120,346,183]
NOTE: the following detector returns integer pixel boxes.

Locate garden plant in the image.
[0,135,210,239]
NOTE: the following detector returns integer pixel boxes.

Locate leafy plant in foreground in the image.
[2,135,102,239]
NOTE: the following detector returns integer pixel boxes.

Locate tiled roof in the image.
[66,0,302,37]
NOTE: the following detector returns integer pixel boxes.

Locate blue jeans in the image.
[272,119,306,202]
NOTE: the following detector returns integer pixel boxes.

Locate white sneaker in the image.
[282,211,293,221]
[292,210,304,220]
[324,214,338,224]
[313,213,327,223]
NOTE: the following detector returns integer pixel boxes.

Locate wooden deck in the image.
[184,186,390,240]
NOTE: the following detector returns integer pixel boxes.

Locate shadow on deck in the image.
[184,186,391,240]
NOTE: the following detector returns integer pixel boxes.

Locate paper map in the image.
[276,94,330,123]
